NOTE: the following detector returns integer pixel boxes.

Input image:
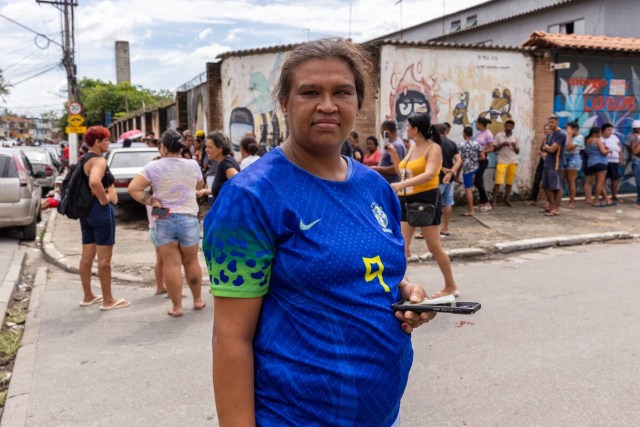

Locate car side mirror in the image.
[35,171,47,179]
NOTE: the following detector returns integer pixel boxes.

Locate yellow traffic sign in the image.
[67,114,85,126]
[66,126,87,134]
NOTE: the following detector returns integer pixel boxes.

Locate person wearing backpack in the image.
[78,126,130,311]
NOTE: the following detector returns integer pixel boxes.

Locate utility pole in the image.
[36,0,79,164]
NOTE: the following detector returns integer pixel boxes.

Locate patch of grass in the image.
[5,304,28,325]
[0,389,7,406]
[0,331,22,364]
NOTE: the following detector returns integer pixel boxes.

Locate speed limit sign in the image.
[68,102,83,115]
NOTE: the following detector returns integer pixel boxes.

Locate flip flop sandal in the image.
[100,299,131,311]
[79,295,103,307]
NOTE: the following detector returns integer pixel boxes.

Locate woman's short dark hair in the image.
[567,121,579,130]
[407,113,441,144]
[160,129,185,153]
[349,131,359,140]
[207,131,233,156]
[274,38,371,111]
[366,136,378,146]
[587,126,601,139]
[476,117,492,127]
[463,126,473,137]
[240,136,259,156]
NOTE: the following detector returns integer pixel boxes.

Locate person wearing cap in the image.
[540,115,566,216]
[626,120,640,208]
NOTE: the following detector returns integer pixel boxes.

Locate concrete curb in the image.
[41,210,143,283]
[0,248,26,325]
[2,266,47,427]
[407,231,635,263]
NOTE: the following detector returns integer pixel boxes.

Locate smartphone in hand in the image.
[392,300,481,315]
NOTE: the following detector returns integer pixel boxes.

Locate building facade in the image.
[375,0,637,46]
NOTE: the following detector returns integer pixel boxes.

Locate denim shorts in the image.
[150,214,200,247]
[564,153,582,170]
[438,182,455,206]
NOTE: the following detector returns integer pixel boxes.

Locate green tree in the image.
[64,78,172,128]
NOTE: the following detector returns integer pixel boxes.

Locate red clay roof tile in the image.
[522,31,640,52]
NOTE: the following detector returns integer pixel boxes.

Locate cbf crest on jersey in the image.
[371,202,392,233]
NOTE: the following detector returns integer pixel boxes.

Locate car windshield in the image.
[21,150,48,164]
[109,151,158,169]
[0,154,18,178]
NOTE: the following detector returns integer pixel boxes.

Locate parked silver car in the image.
[106,147,159,205]
[0,147,43,240]
[16,146,59,192]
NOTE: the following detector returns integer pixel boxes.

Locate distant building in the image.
[0,115,36,142]
[115,41,131,84]
[372,0,638,46]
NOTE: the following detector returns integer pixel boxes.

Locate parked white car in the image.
[0,147,43,240]
[106,147,159,205]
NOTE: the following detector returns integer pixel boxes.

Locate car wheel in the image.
[22,216,37,241]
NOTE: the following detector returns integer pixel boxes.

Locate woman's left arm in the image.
[395,276,436,333]
[128,175,161,207]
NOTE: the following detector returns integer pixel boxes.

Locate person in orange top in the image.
[387,112,459,298]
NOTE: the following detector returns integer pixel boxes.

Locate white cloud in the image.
[198,28,212,40]
[0,0,487,115]
[224,28,242,43]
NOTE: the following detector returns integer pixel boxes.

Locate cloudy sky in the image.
[0,0,487,117]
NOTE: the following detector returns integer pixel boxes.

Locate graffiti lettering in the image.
[567,78,607,89]
[583,96,636,112]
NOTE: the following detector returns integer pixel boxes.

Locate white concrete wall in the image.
[379,45,535,192]
[221,52,289,152]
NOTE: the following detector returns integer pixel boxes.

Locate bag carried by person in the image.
[406,199,438,227]
[401,144,439,227]
[57,153,97,220]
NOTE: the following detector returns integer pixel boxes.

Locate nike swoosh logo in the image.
[299,218,321,231]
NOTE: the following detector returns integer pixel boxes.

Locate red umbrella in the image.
[117,129,144,143]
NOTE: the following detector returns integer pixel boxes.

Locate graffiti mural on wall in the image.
[380,46,534,191]
[387,61,516,140]
[187,84,207,134]
[225,53,287,152]
[554,55,640,192]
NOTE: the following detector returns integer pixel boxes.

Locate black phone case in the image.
[391,301,481,315]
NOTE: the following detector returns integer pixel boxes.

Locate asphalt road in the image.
[402,240,640,426]
[9,238,639,425]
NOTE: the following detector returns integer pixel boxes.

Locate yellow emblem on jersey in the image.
[362,256,389,292]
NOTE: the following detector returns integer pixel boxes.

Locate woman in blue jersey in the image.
[203,38,434,427]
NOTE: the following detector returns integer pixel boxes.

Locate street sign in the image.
[68,102,83,115]
[67,114,85,127]
[65,126,87,134]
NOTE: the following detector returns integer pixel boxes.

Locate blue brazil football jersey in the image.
[203,148,413,426]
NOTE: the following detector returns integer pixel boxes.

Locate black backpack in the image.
[57,153,98,220]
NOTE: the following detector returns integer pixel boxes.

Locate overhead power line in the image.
[9,64,60,86]
[0,12,63,48]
